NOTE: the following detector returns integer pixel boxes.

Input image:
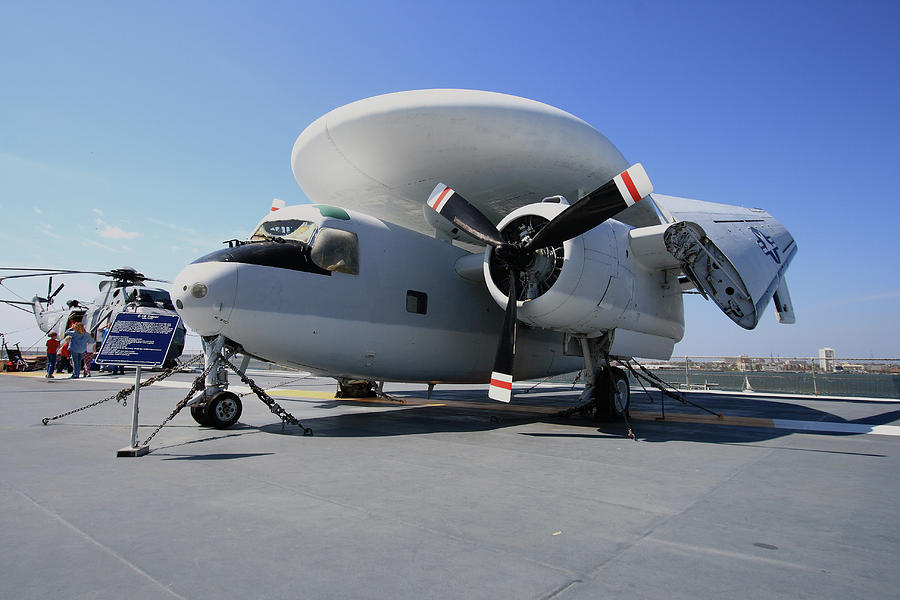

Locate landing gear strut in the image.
[188,335,247,429]
[574,336,631,421]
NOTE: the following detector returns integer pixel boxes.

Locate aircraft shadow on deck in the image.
[161,452,276,461]
[251,389,893,445]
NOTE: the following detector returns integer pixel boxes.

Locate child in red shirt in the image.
[57,338,72,374]
[45,332,60,378]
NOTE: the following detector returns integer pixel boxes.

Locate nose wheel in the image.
[191,391,243,429]
[190,404,212,426]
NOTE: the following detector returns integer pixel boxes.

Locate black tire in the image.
[206,391,242,429]
[589,367,630,421]
[190,404,213,426]
[610,366,630,417]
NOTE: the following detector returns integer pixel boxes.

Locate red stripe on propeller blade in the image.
[620,169,642,203]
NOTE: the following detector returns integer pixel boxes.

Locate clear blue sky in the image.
[2,0,898,358]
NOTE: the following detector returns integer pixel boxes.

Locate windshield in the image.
[126,288,175,309]
[250,219,317,244]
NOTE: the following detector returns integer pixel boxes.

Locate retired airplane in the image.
[172,89,797,429]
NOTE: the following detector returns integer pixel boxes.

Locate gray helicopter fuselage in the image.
[32,281,185,361]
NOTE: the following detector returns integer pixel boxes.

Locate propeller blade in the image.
[427,183,505,247]
[47,277,53,300]
[49,282,65,300]
[524,163,653,252]
[488,270,519,403]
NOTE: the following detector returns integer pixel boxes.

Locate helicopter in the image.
[0,266,185,366]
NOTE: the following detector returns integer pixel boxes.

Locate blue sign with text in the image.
[95,313,181,368]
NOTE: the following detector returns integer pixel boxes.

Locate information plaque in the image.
[95,313,181,368]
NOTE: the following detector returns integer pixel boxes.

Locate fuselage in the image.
[172,89,796,386]
[173,204,582,383]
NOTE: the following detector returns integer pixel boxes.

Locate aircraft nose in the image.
[172,262,238,336]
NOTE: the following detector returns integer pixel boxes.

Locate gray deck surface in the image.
[2,369,898,599]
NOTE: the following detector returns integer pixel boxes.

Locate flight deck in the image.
[1,369,898,599]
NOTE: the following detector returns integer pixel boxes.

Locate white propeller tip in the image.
[488,371,513,403]
[427,183,454,213]
[614,163,653,206]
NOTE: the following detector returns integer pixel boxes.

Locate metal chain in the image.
[41,387,134,425]
[139,358,219,447]
[221,356,313,435]
[40,347,312,443]
[41,355,204,425]
[237,373,310,397]
[626,358,721,417]
[138,353,313,446]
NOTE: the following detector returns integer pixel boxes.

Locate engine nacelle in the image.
[482,202,684,358]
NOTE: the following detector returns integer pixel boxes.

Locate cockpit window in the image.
[126,288,175,309]
[250,219,317,244]
[310,228,359,275]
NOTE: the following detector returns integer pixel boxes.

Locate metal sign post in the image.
[95,313,181,457]
[129,366,144,453]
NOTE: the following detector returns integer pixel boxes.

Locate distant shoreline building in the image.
[819,347,835,373]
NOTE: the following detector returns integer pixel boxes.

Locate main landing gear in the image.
[569,336,631,421]
[588,365,630,420]
[335,378,378,398]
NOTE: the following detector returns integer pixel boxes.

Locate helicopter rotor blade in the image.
[49,282,65,301]
[0,268,169,285]
[0,268,83,272]
[0,269,89,283]
[0,300,33,312]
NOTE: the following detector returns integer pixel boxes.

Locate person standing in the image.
[57,337,72,373]
[45,332,60,378]
[63,323,94,379]
[81,340,97,377]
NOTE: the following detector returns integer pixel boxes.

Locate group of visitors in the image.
[44,322,124,378]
